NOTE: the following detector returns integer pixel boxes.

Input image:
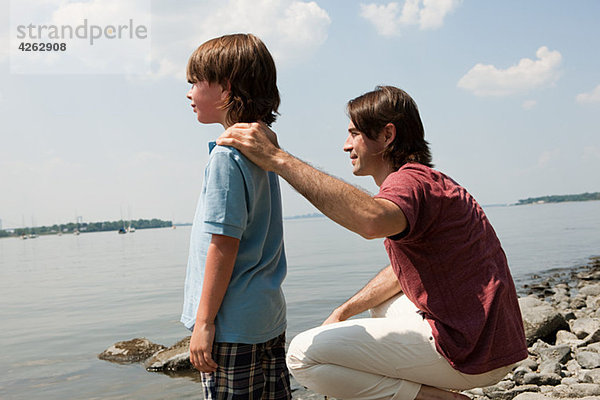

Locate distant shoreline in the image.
[0,218,173,239]
[516,192,600,206]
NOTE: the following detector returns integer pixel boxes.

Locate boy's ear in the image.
[381,123,396,147]
[221,80,231,100]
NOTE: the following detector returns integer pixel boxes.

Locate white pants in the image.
[286,294,513,400]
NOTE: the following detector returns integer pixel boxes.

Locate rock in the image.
[561,376,579,385]
[565,359,582,375]
[580,368,600,384]
[145,336,192,372]
[552,382,600,397]
[576,351,600,369]
[566,383,600,397]
[580,284,600,297]
[571,318,600,338]
[98,337,166,363]
[485,385,540,400]
[519,296,569,345]
[514,366,532,385]
[586,342,600,353]
[538,360,561,375]
[535,344,572,364]
[587,295,600,310]
[522,372,562,386]
[517,357,539,371]
[512,394,554,400]
[571,296,588,310]
[555,329,582,346]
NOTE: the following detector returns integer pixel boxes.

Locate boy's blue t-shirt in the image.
[181,142,287,344]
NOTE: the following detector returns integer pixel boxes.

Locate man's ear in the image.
[381,123,396,146]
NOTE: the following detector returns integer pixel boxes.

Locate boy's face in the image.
[187,80,229,127]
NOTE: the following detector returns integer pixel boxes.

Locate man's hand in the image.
[189,321,218,373]
[322,308,346,326]
[217,122,283,171]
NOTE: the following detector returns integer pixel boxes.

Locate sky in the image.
[1,0,599,229]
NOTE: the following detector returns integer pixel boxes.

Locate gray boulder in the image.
[579,284,600,297]
[570,317,600,339]
[519,296,569,345]
[145,336,192,372]
[577,351,600,369]
[522,372,562,386]
[535,344,572,364]
[98,337,166,363]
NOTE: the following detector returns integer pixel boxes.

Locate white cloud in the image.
[522,100,537,110]
[360,0,461,37]
[576,84,600,104]
[457,46,562,97]
[8,0,330,78]
[146,0,330,80]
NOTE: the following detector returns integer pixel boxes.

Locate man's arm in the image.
[322,265,402,325]
[190,234,240,373]
[217,123,407,239]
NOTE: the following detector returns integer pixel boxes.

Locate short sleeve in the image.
[375,169,423,240]
[202,151,248,239]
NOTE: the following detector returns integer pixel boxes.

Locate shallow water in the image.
[0,201,599,399]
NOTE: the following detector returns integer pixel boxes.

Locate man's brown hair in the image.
[187,33,280,126]
[347,86,433,170]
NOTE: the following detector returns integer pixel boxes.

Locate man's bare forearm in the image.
[273,151,404,239]
[330,265,402,322]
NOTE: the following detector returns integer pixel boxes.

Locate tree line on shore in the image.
[517,192,600,205]
[0,218,173,238]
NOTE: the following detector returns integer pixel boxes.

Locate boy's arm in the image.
[190,234,240,373]
[322,265,402,325]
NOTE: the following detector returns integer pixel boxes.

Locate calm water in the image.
[1,201,599,399]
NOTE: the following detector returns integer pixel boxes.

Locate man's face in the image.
[343,121,387,177]
[186,80,229,126]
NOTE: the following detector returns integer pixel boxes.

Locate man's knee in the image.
[286,330,312,373]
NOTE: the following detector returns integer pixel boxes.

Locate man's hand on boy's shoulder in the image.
[217,122,283,172]
[190,322,218,373]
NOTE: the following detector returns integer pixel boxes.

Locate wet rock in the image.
[145,336,192,372]
[98,337,166,363]
[520,297,569,345]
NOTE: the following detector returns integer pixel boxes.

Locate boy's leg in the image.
[261,332,292,400]
[202,341,265,400]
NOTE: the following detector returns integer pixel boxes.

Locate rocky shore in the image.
[99,257,600,400]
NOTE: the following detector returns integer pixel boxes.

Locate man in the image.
[217,86,527,400]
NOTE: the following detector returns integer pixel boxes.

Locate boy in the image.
[180,33,291,400]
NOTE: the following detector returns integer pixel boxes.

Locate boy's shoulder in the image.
[208,142,260,172]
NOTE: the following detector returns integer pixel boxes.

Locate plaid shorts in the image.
[201,332,292,400]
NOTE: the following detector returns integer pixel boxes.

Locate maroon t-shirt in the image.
[375,163,527,374]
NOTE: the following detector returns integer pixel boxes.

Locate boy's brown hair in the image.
[347,86,433,170]
[187,33,280,126]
